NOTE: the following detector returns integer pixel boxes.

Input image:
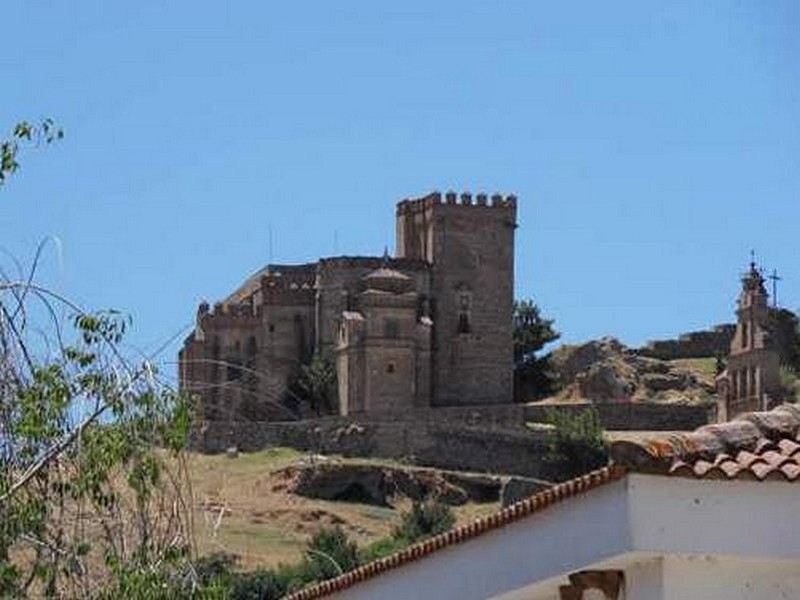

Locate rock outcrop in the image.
[280,462,551,507]
[550,337,714,403]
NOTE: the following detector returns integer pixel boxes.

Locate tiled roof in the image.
[610,404,800,481]
[282,466,626,600]
[283,404,800,599]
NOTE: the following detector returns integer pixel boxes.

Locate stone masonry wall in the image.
[638,324,735,361]
[193,402,714,477]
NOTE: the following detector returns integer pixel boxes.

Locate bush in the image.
[543,407,609,481]
[194,552,239,587]
[230,569,287,600]
[357,536,408,564]
[302,526,359,582]
[393,499,455,544]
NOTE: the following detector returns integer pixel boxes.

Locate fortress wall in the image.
[192,402,713,477]
[637,325,735,360]
[522,402,715,431]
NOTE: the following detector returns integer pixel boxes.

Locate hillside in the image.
[545,337,717,404]
[187,448,503,570]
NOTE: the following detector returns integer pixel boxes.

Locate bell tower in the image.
[717,260,780,420]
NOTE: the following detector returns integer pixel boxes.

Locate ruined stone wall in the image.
[522,402,715,431]
[193,402,714,477]
[638,324,735,360]
[193,415,552,478]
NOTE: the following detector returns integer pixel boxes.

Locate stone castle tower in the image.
[179,191,517,420]
[395,192,516,406]
[716,261,780,421]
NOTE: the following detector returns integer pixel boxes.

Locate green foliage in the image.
[1,119,63,186]
[0,302,197,597]
[302,526,359,582]
[230,568,287,600]
[543,407,609,481]
[357,536,407,564]
[392,499,455,544]
[290,353,338,416]
[513,299,561,401]
[778,366,800,402]
[770,307,800,372]
[513,299,560,362]
[194,551,239,588]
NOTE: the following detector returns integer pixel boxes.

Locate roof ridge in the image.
[611,404,800,473]
[282,465,626,600]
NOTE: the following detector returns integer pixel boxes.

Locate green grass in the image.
[669,357,717,381]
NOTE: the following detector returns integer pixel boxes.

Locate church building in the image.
[716,261,781,421]
[179,191,517,420]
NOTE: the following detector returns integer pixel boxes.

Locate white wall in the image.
[330,479,630,600]
[663,555,800,600]
[627,475,800,559]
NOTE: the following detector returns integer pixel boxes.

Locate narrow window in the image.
[741,323,748,348]
[386,362,396,374]
[384,318,400,339]
[457,313,470,334]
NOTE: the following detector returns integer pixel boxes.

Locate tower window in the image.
[384,318,400,339]
[741,323,748,348]
[386,362,396,374]
[458,313,471,334]
[456,290,472,334]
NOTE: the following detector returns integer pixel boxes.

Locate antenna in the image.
[269,225,274,263]
[768,269,782,308]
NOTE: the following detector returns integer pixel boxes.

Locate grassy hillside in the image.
[187,448,499,570]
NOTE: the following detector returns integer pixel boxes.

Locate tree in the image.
[291,352,338,416]
[513,300,560,401]
[1,121,197,597]
[1,119,63,186]
[542,407,609,481]
[513,300,560,363]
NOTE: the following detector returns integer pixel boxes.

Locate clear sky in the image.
[3,2,798,378]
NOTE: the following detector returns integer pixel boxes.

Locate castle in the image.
[179,191,518,420]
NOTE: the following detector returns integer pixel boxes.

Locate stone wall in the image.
[193,402,714,477]
[522,402,715,431]
[638,324,735,361]
[193,415,553,478]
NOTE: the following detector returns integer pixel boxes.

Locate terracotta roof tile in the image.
[283,406,800,600]
[611,404,800,482]
[282,466,626,600]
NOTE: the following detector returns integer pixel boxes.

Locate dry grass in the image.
[186,448,500,570]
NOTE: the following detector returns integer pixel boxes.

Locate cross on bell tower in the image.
[768,269,782,308]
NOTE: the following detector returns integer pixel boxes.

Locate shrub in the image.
[230,569,286,600]
[393,499,455,544]
[357,536,408,564]
[194,552,239,587]
[543,407,609,480]
[302,526,359,582]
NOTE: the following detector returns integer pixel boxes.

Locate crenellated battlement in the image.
[318,255,430,272]
[396,190,517,215]
[197,300,261,329]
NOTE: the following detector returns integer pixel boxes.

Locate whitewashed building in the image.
[285,404,800,600]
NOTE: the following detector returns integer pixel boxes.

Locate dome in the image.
[363,267,413,294]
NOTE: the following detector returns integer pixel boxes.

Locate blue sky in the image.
[2,2,798,377]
